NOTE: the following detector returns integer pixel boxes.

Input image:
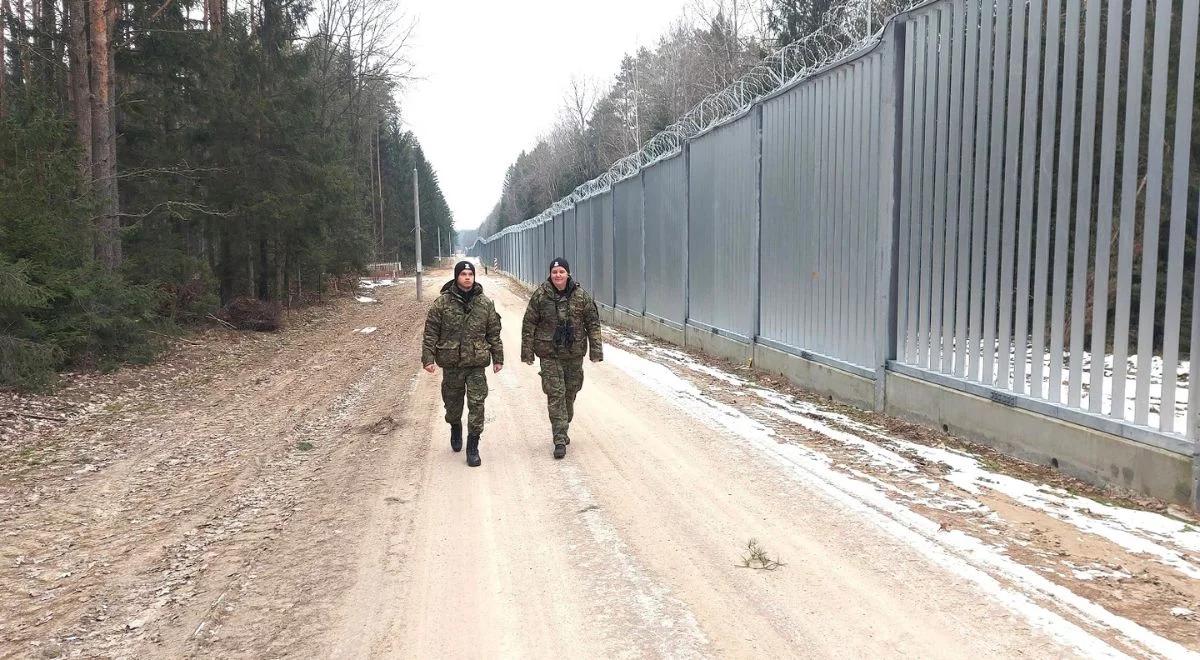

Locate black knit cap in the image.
[549,257,570,274]
[454,260,475,278]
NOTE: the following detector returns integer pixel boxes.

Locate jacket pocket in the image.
[435,339,460,365]
[470,339,490,364]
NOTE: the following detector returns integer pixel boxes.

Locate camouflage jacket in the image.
[422,280,504,368]
[521,279,602,362]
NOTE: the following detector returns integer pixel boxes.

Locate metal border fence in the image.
[469,0,1199,456]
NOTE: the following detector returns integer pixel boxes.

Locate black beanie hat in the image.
[549,257,570,274]
[454,260,475,278]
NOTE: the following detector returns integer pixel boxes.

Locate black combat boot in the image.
[466,434,481,467]
[450,424,463,452]
[553,442,566,459]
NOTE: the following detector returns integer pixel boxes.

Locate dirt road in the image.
[2,267,1198,658]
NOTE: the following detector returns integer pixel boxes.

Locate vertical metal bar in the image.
[841,69,856,361]
[868,55,885,368]
[813,79,826,351]
[1068,0,1102,408]
[793,88,806,347]
[835,71,844,362]
[918,14,939,369]
[830,72,846,358]
[793,90,807,347]
[1049,0,1083,404]
[941,2,965,375]
[1134,0,1175,425]
[847,66,862,363]
[1014,0,1044,396]
[930,7,951,373]
[897,21,918,364]
[954,0,979,378]
[1159,0,1197,433]
[907,21,927,365]
[877,23,904,411]
[753,104,764,344]
[982,0,1010,386]
[1192,254,1200,502]
[683,142,691,330]
[785,95,796,347]
[1032,0,1064,400]
[638,177,646,316]
[857,59,872,366]
[806,86,816,352]
[997,0,1026,391]
[822,74,836,356]
[969,0,995,382]
[846,66,861,362]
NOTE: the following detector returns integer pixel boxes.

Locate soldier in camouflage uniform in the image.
[521,257,603,459]
[422,261,504,467]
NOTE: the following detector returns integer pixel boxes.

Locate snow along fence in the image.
[469,0,1200,507]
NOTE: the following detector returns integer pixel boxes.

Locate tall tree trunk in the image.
[35,0,52,89]
[275,240,284,303]
[0,0,8,118]
[68,0,91,184]
[205,0,222,34]
[257,238,268,300]
[53,0,67,104]
[89,0,120,270]
[15,0,30,84]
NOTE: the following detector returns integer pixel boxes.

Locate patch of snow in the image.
[606,341,1196,659]
[912,339,1190,434]
[1066,563,1132,582]
[1171,607,1194,617]
[355,296,377,304]
[749,385,1200,578]
[616,327,1200,578]
[354,327,377,335]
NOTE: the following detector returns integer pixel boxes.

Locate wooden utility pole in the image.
[376,122,385,258]
[414,167,422,301]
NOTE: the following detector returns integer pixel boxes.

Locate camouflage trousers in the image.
[442,367,488,435]
[539,357,585,445]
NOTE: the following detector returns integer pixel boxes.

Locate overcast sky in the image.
[400,0,695,232]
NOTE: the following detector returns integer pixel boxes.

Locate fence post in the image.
[753,103,764,355]
[683,141,692,345]
[640,168,648,315]
[611,187,617,311]
[874,20,906,412]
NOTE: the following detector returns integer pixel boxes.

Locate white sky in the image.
[399,0,695,232]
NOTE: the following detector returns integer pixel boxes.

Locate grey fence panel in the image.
[532,224,539,281]
[613,176,645,314]
[687,113,759,340]
[564,207,577,268]
[553,212,565,258]
[543,221,552,276]
[595,191,616,307]
[643,153,687,326]
[760,53,884,370]
[575,197,595,292]
[894,0,1199,441]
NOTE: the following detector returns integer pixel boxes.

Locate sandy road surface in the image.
[2,267,1198,658]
